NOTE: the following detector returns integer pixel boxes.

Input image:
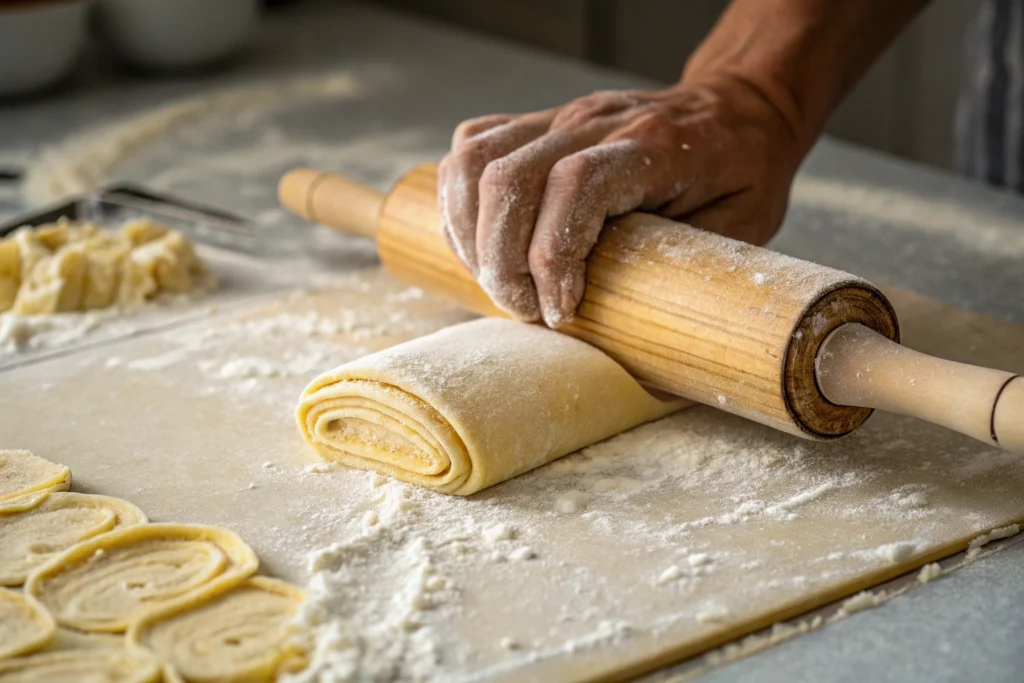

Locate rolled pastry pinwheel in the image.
[296,318,684,495]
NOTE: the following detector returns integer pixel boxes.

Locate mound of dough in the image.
[130,577,305,682]
[0,492,148,586]
[0,648,163,682]
[296,318,685,495]
[26,523,258,633]
[0,218,213,315]
[0,588,56,659]
[0,450,70,505]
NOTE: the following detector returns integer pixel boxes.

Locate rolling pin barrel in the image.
[280,165,900,442]
[280,166,1022,454]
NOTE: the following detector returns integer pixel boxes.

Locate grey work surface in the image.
[1,2,1022,681]
[696,539,1024,683]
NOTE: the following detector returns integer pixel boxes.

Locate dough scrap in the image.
[129,576,305,683]
[0,588,56,659]
[26,523,258,633]
[0,492,148,586]
[0,648,162,683]
[0,450,70,505]
[0,218,213,315]
[296,318,685,495]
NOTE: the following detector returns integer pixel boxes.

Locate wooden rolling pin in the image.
[279,165,1022,453]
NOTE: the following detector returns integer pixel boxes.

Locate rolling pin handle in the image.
[815,323,1024,454]
[278,168,384,239]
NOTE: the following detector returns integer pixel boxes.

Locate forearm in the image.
[683,0,931,153]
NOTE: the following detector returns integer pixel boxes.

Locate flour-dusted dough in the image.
[0,649,163,682]
[26,523,258,633]
[0,450,70,505]
[129,577,305,682]
[0,588,56,659]
[0,492,148,586]
[296,318,685,495]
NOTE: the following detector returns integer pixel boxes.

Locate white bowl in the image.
[0,1,91,98]
[95,0,259,72]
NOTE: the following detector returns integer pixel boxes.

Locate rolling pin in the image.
[279,165,1023,453]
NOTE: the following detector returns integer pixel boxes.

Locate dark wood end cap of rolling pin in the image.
[785,282,900,439]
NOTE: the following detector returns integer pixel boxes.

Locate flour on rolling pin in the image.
[606,215,848,296]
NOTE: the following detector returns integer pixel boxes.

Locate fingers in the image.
[451,114,515,145]
[474,120,623,321]
[440,90,779,327]
[528,139,684,327]
[438,110,557,274]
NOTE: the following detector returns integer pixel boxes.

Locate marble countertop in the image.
[0,2,1021,681]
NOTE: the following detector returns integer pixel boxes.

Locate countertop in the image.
[0,2,1021,681]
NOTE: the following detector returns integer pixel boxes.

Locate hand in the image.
[437,75,805,327]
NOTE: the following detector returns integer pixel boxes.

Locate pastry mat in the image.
[0,269,1021,682]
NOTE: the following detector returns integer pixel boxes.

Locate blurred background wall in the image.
[377,0,977,171]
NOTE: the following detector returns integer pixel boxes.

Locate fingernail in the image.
[541,305,569,329]
[541,276,581,329]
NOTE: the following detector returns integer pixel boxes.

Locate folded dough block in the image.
[296,318,686,495]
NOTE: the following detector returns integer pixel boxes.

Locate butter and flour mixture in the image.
[0,218,212,316]
[0,218,214,355]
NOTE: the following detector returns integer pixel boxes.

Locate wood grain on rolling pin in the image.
[377,165,899,440]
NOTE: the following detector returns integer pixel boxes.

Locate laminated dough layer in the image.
[0,450,70,504]
[0,492,148,586]
[26,523,258,632]
[296,318,685,495]
[0,588,56,659]
[0,649,162,683]
[129,577,305,682]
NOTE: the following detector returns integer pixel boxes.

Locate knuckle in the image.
[478,157,518,192]
[451,119,479,144]
[452,116,499,145]
[450,142,490,174]
[548,154,595,192]
[553,90,629,128]
[630,108,679,146]
[527,242,561,278]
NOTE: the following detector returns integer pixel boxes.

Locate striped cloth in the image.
[957,0,1024,189]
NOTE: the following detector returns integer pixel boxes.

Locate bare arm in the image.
[685,0,932,152]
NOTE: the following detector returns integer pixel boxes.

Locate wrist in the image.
[680,0,930,157]
[680,10,829,155]
[678,68,816,157]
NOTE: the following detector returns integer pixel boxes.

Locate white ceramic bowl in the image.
[95,0,259,72]
[0,1,91,98]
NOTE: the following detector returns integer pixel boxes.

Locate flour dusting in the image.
[29,274,1024,683]
[966,524,1021,559]
[22,73,367,205]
